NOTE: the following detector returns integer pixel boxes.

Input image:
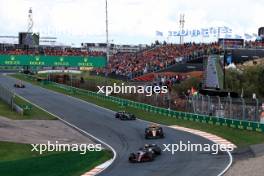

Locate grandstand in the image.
[0,33,263,82]
[93,42,220,79]
[0,44,105,57]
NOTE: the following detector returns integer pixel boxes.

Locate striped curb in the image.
[170,125,237,149]
[81,159,113,176]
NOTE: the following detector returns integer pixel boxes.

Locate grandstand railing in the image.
[22,73,264,133]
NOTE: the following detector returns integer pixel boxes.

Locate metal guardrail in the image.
[0,83,24,115]
[0,83,14,106]
[42,80,264,133]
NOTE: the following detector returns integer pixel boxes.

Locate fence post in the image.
[228,94,232,118]
[207,95,210,115]
[185,95,189,112]
[241,98,246,120]
[255,98,259,122]
[191,96,195,113]
[217,96,221,111]
[201,95,204,114]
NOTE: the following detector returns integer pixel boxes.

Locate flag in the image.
[191,87,197,95]
[234,34,242,39]
[156,31,163,36]
[227,56,232,64]
[220,26,232,34]
[224,34,232,38]
[244,33,253,40]
[252,33,258,37]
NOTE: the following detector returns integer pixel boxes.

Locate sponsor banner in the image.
[0,55,106,67]
[156,26,232,37]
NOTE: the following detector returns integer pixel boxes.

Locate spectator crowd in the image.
[95,42,221,79]
[244,41,264,48]
[0,46,105,57]
[151,74,189,90]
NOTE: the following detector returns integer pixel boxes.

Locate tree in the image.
[225,65,264,98]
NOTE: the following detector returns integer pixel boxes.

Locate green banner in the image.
[0,55,106,67]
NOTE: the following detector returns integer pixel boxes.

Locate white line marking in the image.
[168,125,234,176]
[15,94,116,176]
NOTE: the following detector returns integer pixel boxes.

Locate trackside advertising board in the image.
[0,55,106,68]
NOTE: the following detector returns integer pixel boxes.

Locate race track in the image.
[0,75,230,176]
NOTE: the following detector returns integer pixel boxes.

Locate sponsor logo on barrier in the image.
[238,125,244,129]
[208,121,213,125]
[230,124,236,128]
[256,128,262,132]
[246,126,253,131]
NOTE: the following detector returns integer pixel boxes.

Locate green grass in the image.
[11,73,264,147]
[0,141,112,176]
[0,74,55,120]
[0,95,56,120]
[0,97,56,120]
[0,99,24,119]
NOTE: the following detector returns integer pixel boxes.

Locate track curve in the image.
[0,75,230,176]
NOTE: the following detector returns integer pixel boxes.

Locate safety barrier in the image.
[18,74,264,132]
[43,80,264,133]
[0,83,25,115]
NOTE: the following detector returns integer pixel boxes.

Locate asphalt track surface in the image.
[0,75,230,176]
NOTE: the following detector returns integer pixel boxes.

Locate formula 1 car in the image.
[129,150,154,163]
[129,144,161,163]
[115,111,136,120]
[14,81,25,88]
[145,124,164,139]
[140,144,162,155]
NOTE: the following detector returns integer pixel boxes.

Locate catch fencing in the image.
[20,73,264,133]
[186,94,263,122]
[44,80,264,133]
